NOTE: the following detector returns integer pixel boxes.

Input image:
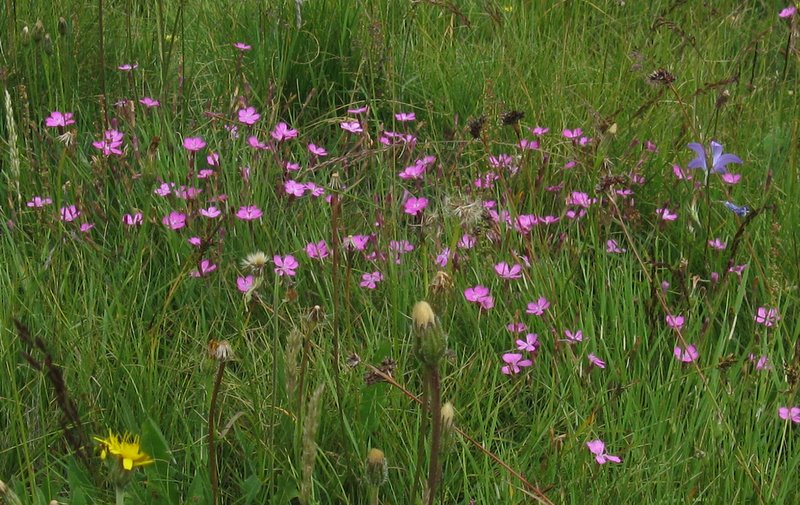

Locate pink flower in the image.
[457,234,476,249]
[674,345,699,363]
[586,440,621,465]
[728,264,748,277]
[708,238,727,250]
[162,211,187,230]
[501,353,533,375]
[233,42,251,51]
[274,255,298,277]
[721,173,741,185]
[529,126,549,136]
[526,297,550,316]
[562,128,583,139]
[285,180,307,197]
[271,122,298,141]
[494,262,522,280]
[305,240,329,260]
[80,223,94,233]
[673,164,693,180]
[200,206,222,218]
[778,407,800,423]
[304,182,325,197]
[237,275,255,293]
[190,259,217,277]
[347,105,369,114]
[566,191,594,208]
[464,285,494,310]
[656,207,678,221]
[238,107,261,125]
[139,97,160,108]
[236,206,262,221]
[404,196,428,216]
[60,205,80,222]
[308,143,328,156]
[516,333,539,353]
[117,63,138,71]
[188,237,202,247]
[507,322,527,333]
[360,271,384,289]
[27,196,52,208]
[519,139,539,150]
[399,163,426,180]
[123,212,143,226]
[588,354,606,369]
[340,121,363,133]
[183,136,206,152]
[247,136,269,150]
[564,330,583,344]
[197,169,215,179]
[665,314,685,331]
[344,234,370,251]
[92,129,124,156]
[45,111,76,128]
[779,6,797,18]
[606,239,626,254]
[435,248,451,268]
[395,112,415,121]
[154,183,172,197]
[754,307,780,327]
[748,354,771,371]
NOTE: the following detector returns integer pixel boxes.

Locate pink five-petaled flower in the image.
[235,206,262,221]
[27,196,53,208]
[238,107,261,125]
[708,238,727,250]
[721,173,741,185]
[778,407,800,423]
[92,129,124,156]
[606,239,626,254]
[273,255,298,277]
[588,354,606,369]
[656,207,678,221]
[237,275,255,293]
[233,42,251,51]
[501,353,533,375]
[60,205,80,222]
[674,345,699,363]
[754,307,780,327]
[562,128,583,139]
[139,97,160,108]
[494,262,522,280]
[507,322,527,333]
[117,63,138,71]
[665,314,685,331]
[45,111,76,128]
[284,180,307,197]
[564,330,583,344]
[189,259,217,277]
[516,333,539,353]
[340,120,363,133]
[748,354,771,371]
[530,126,549,136]
[305,240,330,260]
[80,223,95,233]
[404,196,428,216]
[781,406,800,422]
[200,206,222,218]
[360,271,384,289]
[162,211,187,230]
[586,440,621,465]
[182,136,206,152]
[308,143,328,156]
[526,297,550,316]
[123,212,143,226]
[395,112,415,121]
[779,6,797,18]
[464,285,494,310]
[271,122,298,142]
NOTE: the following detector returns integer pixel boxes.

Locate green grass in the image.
[1,1,799,504]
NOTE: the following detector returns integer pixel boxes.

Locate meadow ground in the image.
[1,1,799,504]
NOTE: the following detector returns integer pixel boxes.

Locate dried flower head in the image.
[208,340,233,362]
[412,301,436,329]
[365,448,389,487]
[647,68,676,86]
[467,115,487,139]
[241,251,268,273]
[500,110,525,126]
[430,270,453,295]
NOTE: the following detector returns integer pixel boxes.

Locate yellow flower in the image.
[94,431,154,471]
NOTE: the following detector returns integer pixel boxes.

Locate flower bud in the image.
[412,301,447,367]
[33,20,45,43]
[365,448,388,488]
[21,26,30,46]
[43,34,54,55]
[208,340,233,362]
[441,402,456,452]
[58,17,69,36]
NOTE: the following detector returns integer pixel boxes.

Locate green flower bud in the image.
[33,20,45,43]
[43,34,54,55]
[412,301,447,367]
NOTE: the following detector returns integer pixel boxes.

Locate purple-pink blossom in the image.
[403,196,428,216]
[237,275,255,293]
[494,262,522,280]
[526,297,550,316]
[360,271,384,289]
[274,255,298,277]
[60,205,80,222]
[271,122,298,142]
[501,353,532,375]
[183,136,206,152]
[190,259,217,277]
[162,211,187,230]
[778,407,800,423]
[587,354,606,369]
[586,440,621,465]
[235,206,263,221]
[665,314,685,331]
[754,307,780,327]
[45,111,75,127]
[238,107,261,125]
[464,285,494,310]
[674,345,699,363]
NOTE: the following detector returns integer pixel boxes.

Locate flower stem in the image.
[209,360,227,505]
[425,368,442,505]
[115,485,126,505]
